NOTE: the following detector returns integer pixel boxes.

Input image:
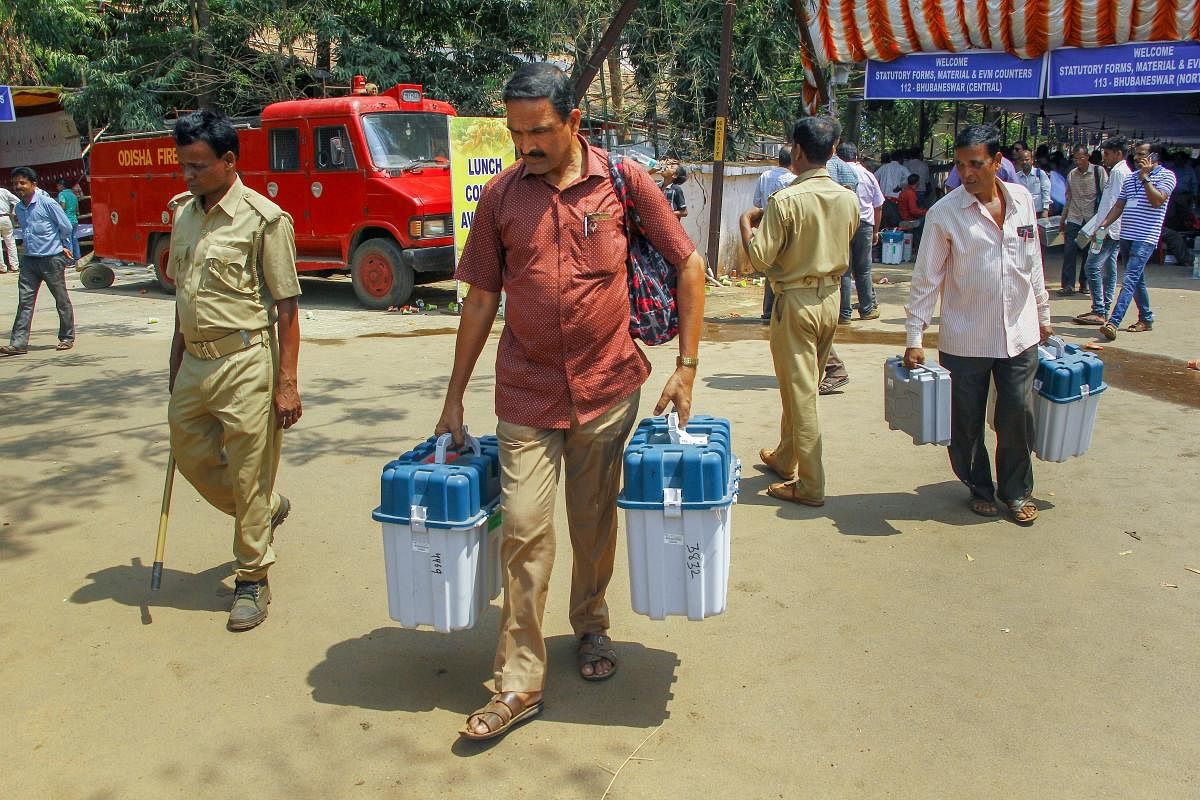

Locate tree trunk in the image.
[844,98,863,145]
[607,48,622,114]
[191,0,212,108]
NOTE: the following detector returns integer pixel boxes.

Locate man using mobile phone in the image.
[1093,142,1176,340]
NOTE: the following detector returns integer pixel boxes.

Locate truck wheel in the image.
[80,264,116,289]
[150,237,176,295]
[351,238,414,310]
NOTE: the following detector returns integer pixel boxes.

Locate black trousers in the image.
[939,345,1039,507]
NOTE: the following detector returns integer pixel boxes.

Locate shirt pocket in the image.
[201,242,258,300]
[578,217,625,279]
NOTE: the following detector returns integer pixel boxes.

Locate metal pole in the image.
[705,0,736,279]
[573,0,640,101]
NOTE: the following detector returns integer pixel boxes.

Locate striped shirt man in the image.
[1116,166,1176,244]
[905,180,1050,359]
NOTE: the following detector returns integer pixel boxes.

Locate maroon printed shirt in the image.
[456,135,696,429]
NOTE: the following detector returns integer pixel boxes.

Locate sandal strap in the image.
[467,694,522,732]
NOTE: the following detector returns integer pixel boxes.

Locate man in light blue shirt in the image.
[1,166,76,356]
[1014,149,1051,218]
[753,146,794,210]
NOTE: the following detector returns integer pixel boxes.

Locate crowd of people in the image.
[2,59,1195,748]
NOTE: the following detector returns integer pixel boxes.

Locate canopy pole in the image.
[705,0,736,279]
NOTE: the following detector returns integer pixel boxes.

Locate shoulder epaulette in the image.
[167,191,193,213]
[241,187,283,224]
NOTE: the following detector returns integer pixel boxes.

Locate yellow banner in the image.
[713,117,726,162]
[449,117,516,264]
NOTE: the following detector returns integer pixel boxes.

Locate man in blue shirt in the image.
[1095,142,1176,340]
[1,167,76,356]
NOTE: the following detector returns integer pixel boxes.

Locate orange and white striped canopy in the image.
[799,0,1200,112]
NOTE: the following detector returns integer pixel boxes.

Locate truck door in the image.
[265,124,312,243]
[308,122,364,259]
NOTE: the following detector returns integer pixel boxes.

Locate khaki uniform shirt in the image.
[167,177,300,343]
[747,167,860,291]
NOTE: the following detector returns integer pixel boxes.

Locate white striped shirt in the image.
[1084,159,1131,240]
[905,181,1051,359]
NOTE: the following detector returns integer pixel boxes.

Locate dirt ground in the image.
[1,257,1198,799]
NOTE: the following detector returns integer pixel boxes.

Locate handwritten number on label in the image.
[686,543,703,579]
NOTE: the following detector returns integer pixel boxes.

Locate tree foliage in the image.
[4,0,815,157]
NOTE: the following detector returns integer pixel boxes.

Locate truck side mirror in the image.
[330,137,345,167]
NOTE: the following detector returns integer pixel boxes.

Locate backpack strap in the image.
[605,154,640,238]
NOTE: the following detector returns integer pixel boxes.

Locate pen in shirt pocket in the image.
[583,211,612,238]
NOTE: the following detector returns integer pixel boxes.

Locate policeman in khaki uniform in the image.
[742,116,859,508]
[166,109,303,631]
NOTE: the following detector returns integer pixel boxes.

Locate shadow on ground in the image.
[308,624,677,728]
[738,476,1055,536]
[71,559,233,616]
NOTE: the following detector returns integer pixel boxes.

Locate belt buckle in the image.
[201,340,217,359]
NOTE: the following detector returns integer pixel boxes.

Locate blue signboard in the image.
[865,51,1044,101]
[1048,41,1200,97]
[0,86,15,123]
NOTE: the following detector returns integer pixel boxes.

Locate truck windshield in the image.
[362,112,450,170]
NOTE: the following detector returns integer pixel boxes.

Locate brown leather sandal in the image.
[968,497,1000,517]
[578,633,618,681]
[459,692,543,741]
[1125,320,1153,333]
[758,448,796,481]
[1007,500,1039,526]
[767,481,824,507]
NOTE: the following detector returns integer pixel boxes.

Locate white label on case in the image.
[665,530,684,546]
[412,532,430,553]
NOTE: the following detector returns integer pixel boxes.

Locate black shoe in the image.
[228,579,271,631]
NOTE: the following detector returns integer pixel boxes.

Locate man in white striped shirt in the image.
[1072,137,1133,325]
[904,125,1053,526]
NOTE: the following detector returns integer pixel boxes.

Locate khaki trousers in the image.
[770,282,839,501]
[492,389,641,692]
[167,338,283,582]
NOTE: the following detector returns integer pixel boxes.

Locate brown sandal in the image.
[1007,500,1039,526]
[459,692,543,741]
[767,481,824,507]
[968,497,999,517]
[56,340,74,351]
[0,345,28,356]
[758,448,796,481]
[1125,320,1152,333]
[578,633,618,681]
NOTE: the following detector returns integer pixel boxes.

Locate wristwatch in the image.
[676,355,699,368]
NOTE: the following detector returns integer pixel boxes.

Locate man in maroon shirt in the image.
[436,63,706,742]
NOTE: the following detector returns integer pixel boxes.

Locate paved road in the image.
[1,261,1198,798]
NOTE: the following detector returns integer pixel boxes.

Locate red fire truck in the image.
[87,81,457,309]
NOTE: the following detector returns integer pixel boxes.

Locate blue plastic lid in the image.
[618,415,736,510]
[372,434,502,528]
[1035,344,1107,404]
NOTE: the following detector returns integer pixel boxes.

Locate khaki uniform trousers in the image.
[493,388,641,692]
[168,338,282,582]
[770,281,840,501]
